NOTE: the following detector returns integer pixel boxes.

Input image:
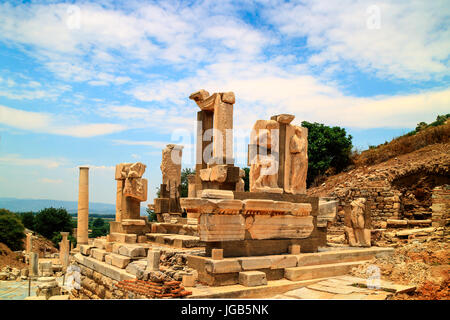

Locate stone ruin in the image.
[67,89,384,299]
[153,144,184,222]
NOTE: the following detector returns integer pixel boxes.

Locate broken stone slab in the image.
[396,227,436,237]
[201,189,234,199]
[118,244,146,258]
[205,259,242,274]
[79,244,95,256]
[146,250,160,272]
[239,271,267,287]
[335,275,416,294]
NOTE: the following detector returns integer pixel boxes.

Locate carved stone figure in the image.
[289,126,308,194]
[344,198,371,247]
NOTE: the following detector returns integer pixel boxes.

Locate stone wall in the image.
[334,186,402,227]
[431,185,450,227]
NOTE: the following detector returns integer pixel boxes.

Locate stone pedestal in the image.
[29,252,38,277]
[77,166,89,245]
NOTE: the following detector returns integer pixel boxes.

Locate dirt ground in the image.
[0,243,26,269]
[351,240,449,300]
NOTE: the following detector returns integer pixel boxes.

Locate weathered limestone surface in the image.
[344,198,372,247]
[161,144,183,198]
[115,162,148,222]
[239,271,267,287]
[198,214,245,241]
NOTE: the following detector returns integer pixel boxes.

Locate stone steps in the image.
[284,260,370,281]
[109,233,137,244]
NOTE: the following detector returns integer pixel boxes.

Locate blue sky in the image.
[0,0,449,206]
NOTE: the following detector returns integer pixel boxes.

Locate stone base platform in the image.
[187,247,393,287]
[205,238,319,258]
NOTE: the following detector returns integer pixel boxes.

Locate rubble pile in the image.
[350,241,449,300]
[0,265,28,281]
[115,279,192,299]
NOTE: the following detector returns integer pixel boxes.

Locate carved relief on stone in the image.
[235,168,245,192]
[160,144,183,198]
[344,198,371,247]
[288,126,308,194]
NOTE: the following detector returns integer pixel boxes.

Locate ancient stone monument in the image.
[153,145,184,222]
[189,90,240,194]
[77,166,89,246]
[109,162,149,243]
[344,198,372,247]
[249,114,308,194]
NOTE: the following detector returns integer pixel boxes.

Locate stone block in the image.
[211,249,223,260]
[288,245,301,255]
[93,238,106,249]
[118,245,146,258]
[79,245,94,256]
[201,189,234,199]
[237,257,271,270]
[110,253,131,269]
[267,255,297,269]
[91,248,107,262]
[146,250,160,271]
[205,259,241,274]
[182,274,196,287]
[239,271,267,287]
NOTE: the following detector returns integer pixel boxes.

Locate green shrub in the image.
[0,208,25,251]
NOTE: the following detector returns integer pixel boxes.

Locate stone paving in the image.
[271,275,414,300]
[0,277,64,300]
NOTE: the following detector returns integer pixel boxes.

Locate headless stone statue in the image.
[289,127,308,194]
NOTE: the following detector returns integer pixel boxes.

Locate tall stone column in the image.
[77,166,89,245]
[60,232,70,268]
[26,233,33,253]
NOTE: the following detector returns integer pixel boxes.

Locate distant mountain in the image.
[0,197,147,216]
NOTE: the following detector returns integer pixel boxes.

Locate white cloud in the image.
[0,105,126,137]
[266,0,450,80]
[0,154,63,168]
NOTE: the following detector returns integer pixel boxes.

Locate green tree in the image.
[34,207,73,241]
[20,211,36,230]
[92,217,104,228]
[0,209,25,251]
[146,207,157,222]
[301,121,353,186]
[180,168,195,197]
[242,167,250,191]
